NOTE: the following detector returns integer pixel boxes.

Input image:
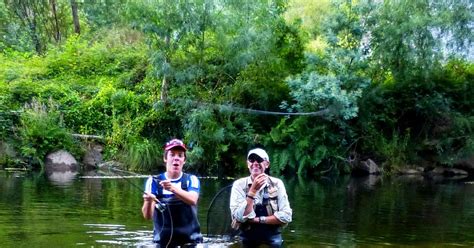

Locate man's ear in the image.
[264,161,270,169]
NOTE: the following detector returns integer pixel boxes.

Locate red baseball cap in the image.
[164,139,187,151]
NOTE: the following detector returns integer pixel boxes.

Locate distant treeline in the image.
[0,0,472,177]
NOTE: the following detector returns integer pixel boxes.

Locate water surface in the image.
[1,171,473,247]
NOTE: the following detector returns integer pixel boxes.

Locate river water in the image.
[1,170,474,247]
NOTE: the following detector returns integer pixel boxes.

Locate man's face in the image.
[247,154,268,178]
[164,148,186,174]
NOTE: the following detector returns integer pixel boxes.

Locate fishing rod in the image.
[112,168,236,241]
[110,167,177,248]
[108,167,167,212]
[96,168,237,244]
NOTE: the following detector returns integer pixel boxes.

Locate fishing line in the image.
[106,168,172,247]
[162,98,331,117]
[107,167,167,211]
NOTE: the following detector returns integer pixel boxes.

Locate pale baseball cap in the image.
[247,148,270,162]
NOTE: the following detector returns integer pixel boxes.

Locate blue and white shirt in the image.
[144,172,200,198]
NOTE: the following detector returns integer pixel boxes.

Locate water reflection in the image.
[46,170,78,186]
[1,171,474,247]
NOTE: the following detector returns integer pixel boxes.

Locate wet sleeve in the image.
[273,179,292,224]
[229,179,255,222]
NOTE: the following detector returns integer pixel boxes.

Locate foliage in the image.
[183,105,255,177]
[269,116,348,176]
[44,35,147,79]
[122,138,162,172]
[16,98,82,168]
[284,0,331,38]
[374,130,411,172]
[269,0,369,176]
[0,0,473,177]
[357,59,474,168]
[362,0,473,81]
[81,0,129,30]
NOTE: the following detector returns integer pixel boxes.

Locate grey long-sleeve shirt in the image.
[230,176,292,224]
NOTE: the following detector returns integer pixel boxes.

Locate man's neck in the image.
[166,171,182,180]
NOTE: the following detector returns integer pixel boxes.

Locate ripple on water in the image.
[84,223,239,247]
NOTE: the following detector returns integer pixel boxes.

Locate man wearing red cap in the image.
[230,148,292,248]
[142,138,202,247]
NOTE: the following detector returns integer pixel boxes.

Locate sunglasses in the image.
[248,156,264,163]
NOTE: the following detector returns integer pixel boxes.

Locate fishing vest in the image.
[151,173,202,245]
[237,176,282,240]
[244,176,279,216]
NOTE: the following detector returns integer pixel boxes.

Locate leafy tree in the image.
[362,0,473,81]
[127,0,212,101]
[356,0,474,170]
[125,0,306,174]
[3,0,74,54]
[269,0,369,176]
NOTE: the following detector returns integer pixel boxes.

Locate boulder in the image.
[82,143,103,169]
[455,155,474,173]
[352,158,381,175]
[45,150,78,172]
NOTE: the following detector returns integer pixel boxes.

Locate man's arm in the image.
[272,179,292,224]
[168,186,199,205]
[142,193,155,219]
[230,178,256,222]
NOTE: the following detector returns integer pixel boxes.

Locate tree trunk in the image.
[11,1,43,54]
[160,75,168,102]
[29,19,43,54]
[160,35,171,102]
[70,0,80,34]
[50,0,61,42]
[24,3,42,54]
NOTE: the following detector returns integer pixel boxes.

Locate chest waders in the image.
[152,173,202,246]
[240,177,282,247]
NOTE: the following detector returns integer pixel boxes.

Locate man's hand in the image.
[143,192,157,202]
[159,180,175,192]
[249,173,267,195]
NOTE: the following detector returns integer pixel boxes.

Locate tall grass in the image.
[123,138,162,172]
[374,130,410,173]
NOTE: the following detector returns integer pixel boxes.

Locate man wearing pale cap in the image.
[230,147,292,248]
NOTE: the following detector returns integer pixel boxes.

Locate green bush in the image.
[357,59,474,167]
[17,98,82,168]
[268,116,349,176]
[44,34,147,79]
[122,138,162,172]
